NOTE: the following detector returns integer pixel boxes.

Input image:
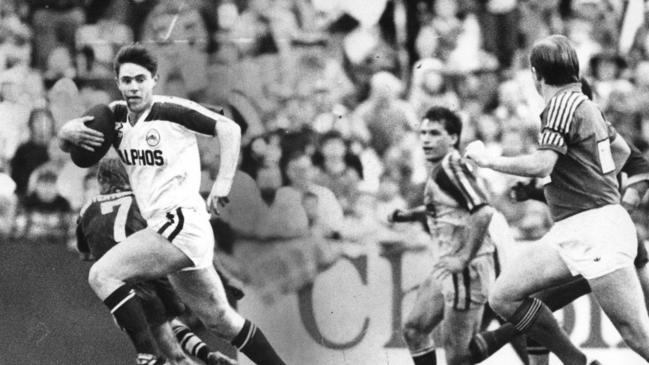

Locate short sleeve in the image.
[537,91,587,155]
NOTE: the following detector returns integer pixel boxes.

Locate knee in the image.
[488,284,516,319]
[488,289,507,317]
[402,321,428,346]
[618,320,649,350]
[88,263,110,291]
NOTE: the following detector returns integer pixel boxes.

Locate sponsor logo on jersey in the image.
[118,149,164,166]
[146,129,160,147]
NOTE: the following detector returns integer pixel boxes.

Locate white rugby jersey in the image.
[109,96,221,220]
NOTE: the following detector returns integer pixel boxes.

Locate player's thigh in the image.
[589,265,649,332]
[404,276,445,333]
[168,266,244,337]
[93,228,193,281]
[492,241,572,304]
[636,266,649,305]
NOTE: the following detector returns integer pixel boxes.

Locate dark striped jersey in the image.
[538,83,620,221]
[423,150,495,258]
[76,191,146,259]
[110,96,225,221]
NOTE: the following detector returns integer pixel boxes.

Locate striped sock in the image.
[104,284,159,356]
[172,322,210,362]
[510,297,543,333]
[231,320,285,365]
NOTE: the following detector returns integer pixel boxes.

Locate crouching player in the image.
[388,107,498,365]
[76,158,237,365]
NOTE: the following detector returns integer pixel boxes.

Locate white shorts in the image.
[148,207,215,269]
[540,204,636,280]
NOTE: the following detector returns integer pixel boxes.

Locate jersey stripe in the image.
[462,267,471,310]
[167,208,185,242]
[544,91,587,133]
[442,152,488,211]
[148,95,222,136]
[157,212,175,236]
[452,273,460,309]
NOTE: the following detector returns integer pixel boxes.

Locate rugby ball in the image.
[70,104,116,168]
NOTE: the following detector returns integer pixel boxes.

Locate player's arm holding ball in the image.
[58,115,105,152]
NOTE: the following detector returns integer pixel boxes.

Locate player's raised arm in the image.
[209,113,241,215]
[465,140,559,178]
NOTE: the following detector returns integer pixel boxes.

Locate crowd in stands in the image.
[3,0,649,298]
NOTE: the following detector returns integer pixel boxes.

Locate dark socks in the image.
[412,348,436,365]
[104,284,159,357]
[231,320,286,365]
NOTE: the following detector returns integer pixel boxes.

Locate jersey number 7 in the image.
[100,196,133,242]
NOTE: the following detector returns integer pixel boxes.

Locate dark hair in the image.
[113,44,158,76]
[530,35,580,86]
[97,158,131,193]
[422,106,462,148]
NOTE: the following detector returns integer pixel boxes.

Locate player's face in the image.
[117,63,157,114]
[531,67,542,95]
[419,119,456,162]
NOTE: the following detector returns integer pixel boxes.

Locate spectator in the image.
[229,0,298,59]
[0,71,33,164]
[352,71,418,157]
[278,149,344,237]
[17,166,73,244]
[29,0,86,70]
[10,107,54,197]
[141,2,210,98]
[0,159,17,238]
[476,0,519,69]
[75,17,132,77]
[312,131,362,215]
[408,58,459,118]
[589,52,628,110]
[43,45,76,84]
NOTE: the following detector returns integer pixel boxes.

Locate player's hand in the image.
[433,256,468,280]
[509,180,537,202]
[58,116,104,151]
[464,140,489,167]
[388,209,408,223]
[208,195,230,216]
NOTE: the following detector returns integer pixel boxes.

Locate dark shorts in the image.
[134,277,186,327]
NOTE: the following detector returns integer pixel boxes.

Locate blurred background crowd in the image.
[2,0,649,300]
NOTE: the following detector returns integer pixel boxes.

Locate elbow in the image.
[531,160,555,178]
[531,167,552,178]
